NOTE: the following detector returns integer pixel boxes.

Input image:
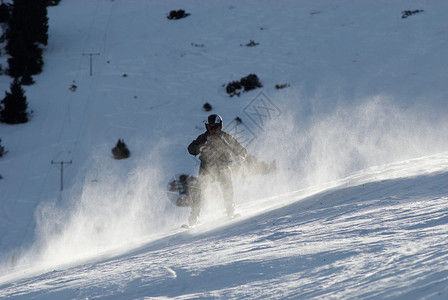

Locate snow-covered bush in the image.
[401,9,424,19]
[226,74,262,97]
[112,139,131,160]
[167,9,190,20]
[203,102,212,111]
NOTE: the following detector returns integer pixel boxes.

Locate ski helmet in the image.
[205,114,223,132]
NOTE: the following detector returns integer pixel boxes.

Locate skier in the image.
[187,114,247,226]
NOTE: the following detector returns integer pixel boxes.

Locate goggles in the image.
[207,124,221,131]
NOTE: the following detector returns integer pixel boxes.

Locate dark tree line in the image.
[0,2,9,23]
[5,0,49,81]
[0,0,57,125]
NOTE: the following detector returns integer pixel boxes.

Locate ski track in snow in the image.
[1,154,448,299]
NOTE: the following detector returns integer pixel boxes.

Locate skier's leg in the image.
[188,187,201,225]
[219,167,235,217]
[188,203,201,226]
[188,170,211,225]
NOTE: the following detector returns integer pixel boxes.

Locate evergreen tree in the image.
[6,0,48,77]
[112,139,131,160]
[7,0,48,47]
[0,138,5,157]
[20,70,35,85]
[7,36,43,77]
[0,78,29,124]
[0,2,10,23]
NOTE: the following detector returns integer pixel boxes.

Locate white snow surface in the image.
[1,0,448,299]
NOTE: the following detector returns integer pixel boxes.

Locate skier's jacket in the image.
[188,131,247,170]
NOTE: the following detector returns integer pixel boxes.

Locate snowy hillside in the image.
[1,0,448,299]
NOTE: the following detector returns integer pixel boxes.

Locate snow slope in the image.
[0,0,448,298]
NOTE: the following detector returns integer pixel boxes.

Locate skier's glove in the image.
[235,155,245,164]
[199,145,210,153]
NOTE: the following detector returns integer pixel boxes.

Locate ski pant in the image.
[188,164,234,225]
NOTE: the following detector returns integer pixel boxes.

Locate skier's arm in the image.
[223,132,247,157]
[188,133,207,156]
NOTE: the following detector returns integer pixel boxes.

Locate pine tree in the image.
[6,0,48,77]
[0,138,5,157]
[0,78,29,124]
[28,0,49,46]
[0,2,10,23]
[20,70,35,85]
[112,139,131,159]
[7,0,48,47]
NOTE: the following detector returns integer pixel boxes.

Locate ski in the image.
[228,213,241,219]
[181,213,240,230]
[181,224,195,229]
